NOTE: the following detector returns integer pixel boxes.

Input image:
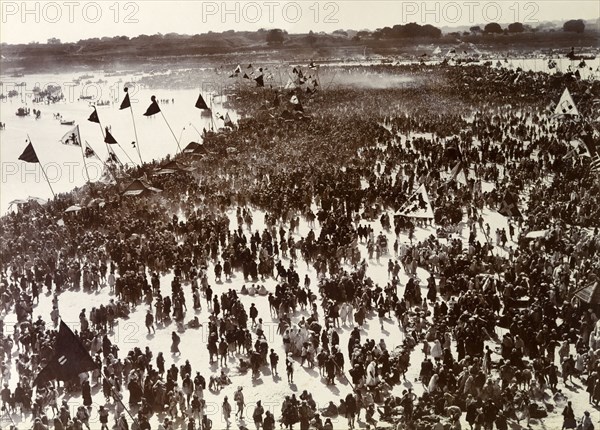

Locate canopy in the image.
[64,205,82,213]
[524,230,548,239]
[122,179,162,197]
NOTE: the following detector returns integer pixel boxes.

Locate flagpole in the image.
[101,370,139,426]
[160,111,182,153]
[94,107,112,154]
[27,135,56,198]
[79,136,91,183]
[128,105,144,165]
[116,142,138,166]
[87,141,118,183]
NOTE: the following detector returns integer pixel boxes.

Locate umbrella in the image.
[65,205,82,213]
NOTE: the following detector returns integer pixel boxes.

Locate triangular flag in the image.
[569,139,591,158]
[234,65,242,74]
[104,127,118,144]
[120,88,131,110]
[60,125,81,147]
[33,321,99,387]
[195,93,209,110]
[554,88,579,116]
[18,141,39,163]
[87,108,100,123]
[144,96,161,116]
[83,141,96,158]
[243,73,250,79]
[498,191,522,218]
[254,75,264,87]
[224,113,234,128]
[397,185,434,218]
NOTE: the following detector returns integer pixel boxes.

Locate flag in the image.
[60,125,81,147]
[215,112,225,121]
[33,321,99,387]
[591,154,600,174]
[243,73,250,79]
[568,139,591,158]
[247,64,253,69]
[309,61,317,69]
[290,95,299,104]
[107,145,120,164]
[254,75,264,87]
[554,88,579,116]
[83,141,96,158]
[19,140,39,163]
[144,96,161,116]
[87,108,100,123]
[120,88,131,110]
[448,161,468,185]
[498,191,521,218]
[195,93,209,110]
[104,127,117,144]
[224,113,234,128]
[234,65,242,74]
[397,185,434,218]
[548,60,557,70]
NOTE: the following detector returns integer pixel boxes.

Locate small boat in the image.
[60,120,75,125]
[79,95,94,100]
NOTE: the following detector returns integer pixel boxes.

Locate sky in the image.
[0,0,599,44]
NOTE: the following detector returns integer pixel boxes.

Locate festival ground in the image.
[1,202,593,430]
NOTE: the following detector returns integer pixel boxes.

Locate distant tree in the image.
[357,30,371,38]
[306,30,316,47]
[332,29,348,37]
[563,19,585,33]
[508,22,525,33]
[352,35,361,42]
[47,37,61,44]
[484,23,503,34]
[463,31,470,36]
[266,29,285,45]
[470,26,482,33]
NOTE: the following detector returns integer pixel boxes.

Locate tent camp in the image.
[122,179,162,197]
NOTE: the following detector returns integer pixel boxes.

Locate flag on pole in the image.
[120,88,131,110]
[498,191,522,218]
[254,75,264,87]
[104,127,118,144]
[60,125,81,147]
[554,88,579,116]
[195,93,209,110]
[83,141,96,158]
[224,113,234,128]
[18,140,39,163]
[234,65,242,74]
[87,107,100,123]
[397,185,434,218]
[33,321,99,387]
[144,96,161,116]
[107,145,120,164]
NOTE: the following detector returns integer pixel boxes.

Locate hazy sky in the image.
[1,0,598,44]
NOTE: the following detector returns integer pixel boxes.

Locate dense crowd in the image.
[0,61,599,430]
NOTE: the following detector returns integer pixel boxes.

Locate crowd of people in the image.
[0,60,599,430]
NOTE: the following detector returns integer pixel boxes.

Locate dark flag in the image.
[247,64,253,69]
[104,127,118,144]
[33,321,99,387]
[254,75,264,87]
[498,191,522,218]
[243,73,250,79]
[84,141,96,158]
[120,87,131,110]
[195,93,209,110]
[87,108,100,123]
[309,61,317,69]
[18,140,39,163]
[224,113,234,128]
[144,95,161,116]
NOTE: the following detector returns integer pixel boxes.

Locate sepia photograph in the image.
[0,1,599,429]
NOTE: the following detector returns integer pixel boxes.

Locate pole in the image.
[94,107,111,155]
[80,137,91,183]
[101,370,138,426]
[160,111,182,153]
[116,142,138,166]
[28,135,56,197]
[129,105,144,165]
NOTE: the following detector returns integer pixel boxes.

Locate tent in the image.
[182,141,207,155]
[122,179,162,197]
[155,160,194,175]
